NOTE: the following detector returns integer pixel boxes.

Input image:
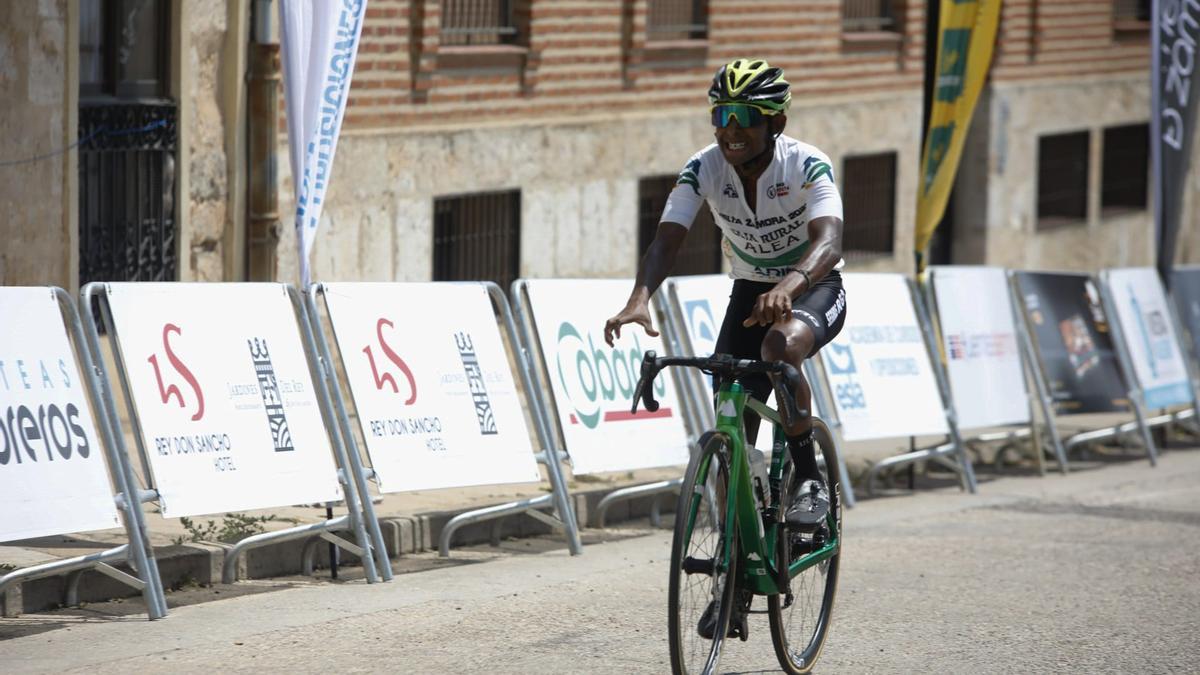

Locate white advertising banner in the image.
[929,266,1031,429]
[1104,268,1192,409]
[105,283,342,517]
[668,274,774,449]
[321,283,540,492]
[0,289,120,541]
[525,279,690,474]
[823,274,949,441]
[279,0,368,287]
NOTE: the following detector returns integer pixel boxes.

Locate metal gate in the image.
[78,102,178,284]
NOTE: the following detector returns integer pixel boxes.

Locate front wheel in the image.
[768,418,842,674]
[668,431,738,675]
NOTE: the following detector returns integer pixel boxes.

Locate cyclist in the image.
[604,58,846,535]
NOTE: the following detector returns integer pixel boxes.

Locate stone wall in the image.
[181,2,234,282]
[275,89,924,284]
[0,0,71,287]
[952,74,1200,271]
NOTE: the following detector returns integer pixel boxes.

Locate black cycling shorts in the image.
[712,269,847,402]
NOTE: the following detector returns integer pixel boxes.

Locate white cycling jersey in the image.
[660,134,843,282]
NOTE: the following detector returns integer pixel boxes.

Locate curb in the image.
[0,484,677,617]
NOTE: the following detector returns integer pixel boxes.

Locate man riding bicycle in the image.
[604,58,846,533]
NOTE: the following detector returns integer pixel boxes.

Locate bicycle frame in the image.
[684,380,840,597]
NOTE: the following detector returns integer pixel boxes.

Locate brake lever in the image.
[631,350,661,414]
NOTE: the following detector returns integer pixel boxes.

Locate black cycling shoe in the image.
[785,478,830,530]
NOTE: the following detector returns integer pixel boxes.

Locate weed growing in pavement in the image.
[173,513,279,545]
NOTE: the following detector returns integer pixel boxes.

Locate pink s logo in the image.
[362,318,417,405]
[147,323,205,421]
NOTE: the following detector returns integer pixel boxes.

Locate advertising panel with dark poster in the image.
[1014,272,1128,414]
[1170,268,1200,363]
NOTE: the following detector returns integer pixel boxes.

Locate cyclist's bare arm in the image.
[745,216,844,327]
[604,221,689,346]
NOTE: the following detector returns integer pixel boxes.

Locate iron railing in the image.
[638,175,722,275]
[841,152,896,261]
[433,190,522,291]
[78,102,178,284]
[842,0,896,32]
[646,0,708,41]
[440,0,518,46]
[1037,131,1090,229]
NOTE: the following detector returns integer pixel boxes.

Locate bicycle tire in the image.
[668,431,739,675]
[767,418,842,674]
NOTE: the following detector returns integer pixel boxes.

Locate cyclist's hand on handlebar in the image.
[604,301,659,347]
[743,287,795,327]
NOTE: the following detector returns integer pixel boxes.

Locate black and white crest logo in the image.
[248,338,294,452]
[723,183,739,198]
[455,332,497,435]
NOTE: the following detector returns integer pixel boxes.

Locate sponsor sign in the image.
[105,284,342,517]
[0,289,120,541]
[1105,268,1192,409]
[1013,272,1128,414]
[524,279,690,474]
[321,283,540,492]
[929,266,1030,429]
[1170,267,1200,362]
[823,274,949,441]
[668,274,774,449]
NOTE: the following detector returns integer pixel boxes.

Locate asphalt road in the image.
[4,449,1200,674]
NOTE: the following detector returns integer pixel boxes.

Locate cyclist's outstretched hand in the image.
[744,287,794,327]
[604,301,659,346]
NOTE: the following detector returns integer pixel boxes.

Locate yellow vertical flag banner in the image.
[915,0,1002,268]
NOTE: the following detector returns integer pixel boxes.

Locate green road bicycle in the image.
[632,352,842,675]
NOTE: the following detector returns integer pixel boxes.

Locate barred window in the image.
[1101,123,1148,213]
[440,0,520,46]
[433,190,522,291]
[842,0,899,32]
[647,0,709,41]
[841,152,896,261]
[1037,131,1090,229]
[638,176,721,276]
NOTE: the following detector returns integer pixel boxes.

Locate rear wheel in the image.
[668,431,738,675]
[768,418,842,674]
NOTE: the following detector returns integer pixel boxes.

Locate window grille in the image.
[78,1,177,287]
[433,190,522,291]
[842,0,896,32]
[647,0,708,41]
[440,0,519,46]
[1037,131,1090,229]
[638,176,722,276]
[1101,123,1149,212]
[841,153,896,261]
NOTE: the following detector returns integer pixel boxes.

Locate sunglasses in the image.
[711,103,771,128]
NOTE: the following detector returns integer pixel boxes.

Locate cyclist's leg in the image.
[714,279,775,440]
[761,271,847,480]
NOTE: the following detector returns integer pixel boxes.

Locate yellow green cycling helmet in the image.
[707,58,792,114]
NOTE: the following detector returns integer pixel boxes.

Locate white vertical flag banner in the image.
[279,0,369,287]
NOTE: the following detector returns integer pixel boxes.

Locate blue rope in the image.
[0,118,169,168]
